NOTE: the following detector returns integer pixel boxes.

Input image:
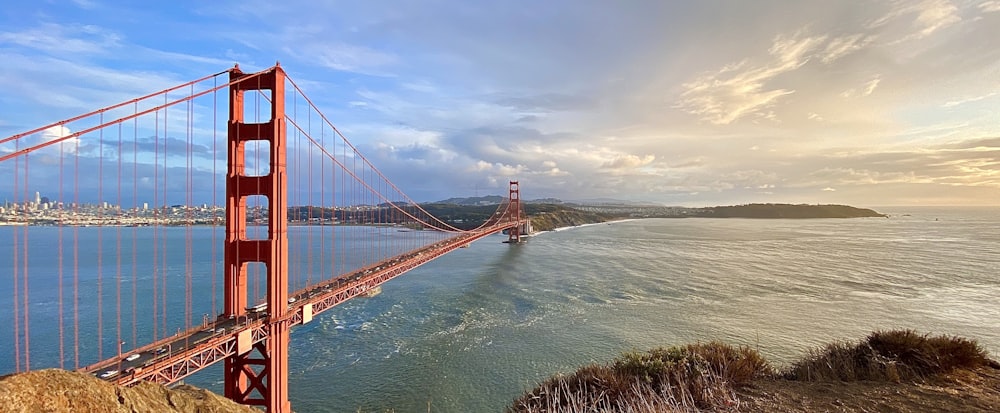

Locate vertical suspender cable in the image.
[22,151,30,370]
[212,76,218,316]
[152,109,159,342]
[58,133,65,369]
[307,101,314,288]
[162,94,169,338]
[97,113,104,361]
[132,103,138,348]
[321,111,328,283]
[12,140,20,373]
[186,84,194,330]
[117,123,123,355]
[292,90,300,292]
[73,137,79,369]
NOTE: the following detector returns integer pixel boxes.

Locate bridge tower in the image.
[508,181,521,243]
[223,64,291,413]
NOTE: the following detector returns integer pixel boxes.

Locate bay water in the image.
[2,206,998,411]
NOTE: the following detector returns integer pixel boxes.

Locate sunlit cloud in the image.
[942,92,999,108]
[676,29,878,125]
[980,1,1000,12]
[874,0,962,44]
[38,125,80,154]
[820,34,873,63]
[862,77,881,96]
[2,0,1000,206]
[600,154,655,169]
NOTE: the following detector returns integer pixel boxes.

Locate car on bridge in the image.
[98,370,119,379]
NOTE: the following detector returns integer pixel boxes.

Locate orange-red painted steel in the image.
[223,64,291,413]
[97,223,524,387]
[508,181,522,243]
[1,64,528,412]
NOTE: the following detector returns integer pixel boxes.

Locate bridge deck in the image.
[81,221,525,385]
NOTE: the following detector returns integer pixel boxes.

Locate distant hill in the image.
[434,195,566,205]
[688,203,886,219]
[433,195,505,206]
[430,196,656,207]
[566,198,661,207]
[525,204,614,231]
[417,202,614,231]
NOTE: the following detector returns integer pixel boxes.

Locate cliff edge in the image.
[0,369,255,413]
[509,330,1000,412]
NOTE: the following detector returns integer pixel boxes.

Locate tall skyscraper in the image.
[35,191,41,205]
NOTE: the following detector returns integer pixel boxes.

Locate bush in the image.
[511,330,993,412]
[509,342,771,413]
[785,329,990,382]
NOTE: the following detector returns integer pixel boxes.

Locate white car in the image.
[125,354,140,361]
[99,370,119,379]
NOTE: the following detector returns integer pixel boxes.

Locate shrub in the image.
[786,329,990,382]
[509,342,771,412]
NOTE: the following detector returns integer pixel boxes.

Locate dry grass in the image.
[785,329,991,382]
[508,342,772,413]
[510,330,996,412]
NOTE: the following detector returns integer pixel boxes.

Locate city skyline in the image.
[1,1,999,206]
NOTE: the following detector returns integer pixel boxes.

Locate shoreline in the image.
[525,218,638,238]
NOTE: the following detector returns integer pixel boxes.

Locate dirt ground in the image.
[732,366,1000,412]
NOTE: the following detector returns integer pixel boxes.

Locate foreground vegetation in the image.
[2,330,995,412]
[509,330,997,412]
[684,204,886,219]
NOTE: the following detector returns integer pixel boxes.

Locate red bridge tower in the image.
[223,64,291,413]
[508,181,521,243]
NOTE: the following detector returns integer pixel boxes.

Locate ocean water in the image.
[2,206,999,412]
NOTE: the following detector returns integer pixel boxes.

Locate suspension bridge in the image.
[0,64,529,412]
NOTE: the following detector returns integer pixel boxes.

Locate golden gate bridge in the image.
[0,64,528,412]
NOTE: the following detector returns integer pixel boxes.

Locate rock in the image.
[0,369,256,413]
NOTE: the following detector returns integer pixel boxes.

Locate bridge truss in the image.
[0,64,527,412]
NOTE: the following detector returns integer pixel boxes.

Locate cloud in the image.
[677,58,798,125]
[820,34,873,63]
[1,125,84,156]
[942,91,999,107]
[0,23,121,55]
[600,154,655,169]
[676,29,877,125]
[862,77,882,96]
[910,0,961,38]
[874,0,962,44]
[822,187,836,191]
[472,161,526,176]
[3,1,1000,207]
[980,1,1000,12]
[284,41,397,75]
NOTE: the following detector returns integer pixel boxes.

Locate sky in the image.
[1,0,999,207]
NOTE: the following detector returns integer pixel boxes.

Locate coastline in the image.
[526,218,637,238]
